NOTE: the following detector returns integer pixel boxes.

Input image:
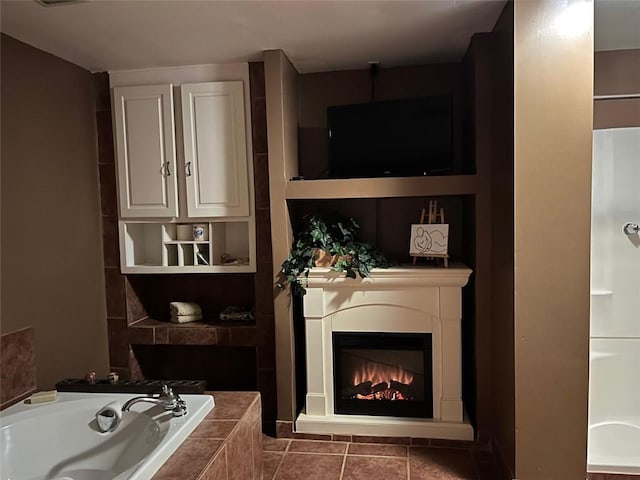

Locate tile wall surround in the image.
[93,63,277,433]
[154,391,263,480]
[0,327,37,409]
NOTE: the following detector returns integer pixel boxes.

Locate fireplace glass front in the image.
[333,332,433,418]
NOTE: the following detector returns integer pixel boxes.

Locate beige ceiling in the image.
[1,1,637,74]
[1,0,507,73]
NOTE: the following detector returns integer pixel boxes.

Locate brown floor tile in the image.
[474,459,504,480]
[342,455,408,480]
[263,435,291,452]
[273,453,344,480]
[409,447,476,480]
[288,440,347,454]
[263,451,284,480]
[347,443,408,457]
[276,420,293,438]
[352,435,411,445]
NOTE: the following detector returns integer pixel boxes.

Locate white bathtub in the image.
[0,391,214,480]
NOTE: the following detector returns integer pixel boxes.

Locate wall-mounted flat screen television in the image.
[327,96,453,179]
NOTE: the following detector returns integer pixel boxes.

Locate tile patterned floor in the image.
[263,437,503,480]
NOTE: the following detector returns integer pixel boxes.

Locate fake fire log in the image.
[343,381,372,397]
[390,380,410,398]
[344,379,413,400]
[372,382,388,394]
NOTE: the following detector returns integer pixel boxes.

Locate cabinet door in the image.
[112,84,178,218]
[181,82,250,217]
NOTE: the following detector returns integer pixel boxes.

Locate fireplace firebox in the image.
[333,332,433,418]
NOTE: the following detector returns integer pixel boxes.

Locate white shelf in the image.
[591,289,613,296]
[286,175,478,200]
[164,241,211,245]
[120,220,255,273]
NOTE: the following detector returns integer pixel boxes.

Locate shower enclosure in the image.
[588,127,640,475]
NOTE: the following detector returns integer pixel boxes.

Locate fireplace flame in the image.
[352,362,414,387]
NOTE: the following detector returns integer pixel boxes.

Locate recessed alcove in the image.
[296,63,472,180]
[287,195,474,266]
[126,274,255,323]
[131,344,257,391]
[266,30,496,443]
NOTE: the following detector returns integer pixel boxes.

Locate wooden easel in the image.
[411,200,449,267]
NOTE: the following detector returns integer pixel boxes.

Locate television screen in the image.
[327,96,453,178]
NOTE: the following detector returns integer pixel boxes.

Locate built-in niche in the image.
[296,63,471,180]
[288,195,477,421]
[287,196,473,266]
[131,345,257,391]
[126,274,255,323]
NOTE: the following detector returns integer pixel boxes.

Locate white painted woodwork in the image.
[286,175,478,200]
[295,266,473,440]
[111,68,256,274]
[113,84,178,218]
[119,220,256,274]
[181,81,250,217]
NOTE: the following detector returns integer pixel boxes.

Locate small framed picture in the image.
[409,224,449,256]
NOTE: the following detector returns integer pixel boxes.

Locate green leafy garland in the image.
[280,215,391,295]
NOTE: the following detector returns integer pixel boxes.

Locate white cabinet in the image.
[111,80,255,273]
[181,82,250,217]
[112,84,178,218]
[113,81,250,220]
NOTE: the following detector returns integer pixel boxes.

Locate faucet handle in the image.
[173,399,187,417]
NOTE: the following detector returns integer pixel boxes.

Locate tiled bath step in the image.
[153,391,263,480]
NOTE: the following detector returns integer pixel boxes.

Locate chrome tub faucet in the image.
[122,384,187,417]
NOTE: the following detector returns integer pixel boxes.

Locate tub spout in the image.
[122,384,187,417]
[96,401,123,433]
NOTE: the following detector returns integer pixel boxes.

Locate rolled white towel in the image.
[169,302,202,317]
[170,313,203,324]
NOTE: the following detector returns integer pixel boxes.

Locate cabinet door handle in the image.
[163,162,171,177]
[186,162,192,177]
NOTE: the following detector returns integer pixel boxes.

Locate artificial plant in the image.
[280,215,390,295]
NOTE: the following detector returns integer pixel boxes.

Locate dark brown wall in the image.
[1,34,109,388]
[594,49,640,129]
[249,62,278,434]
[488,2,515,478]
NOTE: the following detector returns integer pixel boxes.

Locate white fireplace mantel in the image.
[295,265,474,441]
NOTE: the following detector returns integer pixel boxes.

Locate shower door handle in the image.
[623,223,639,235]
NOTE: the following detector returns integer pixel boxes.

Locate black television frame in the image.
[326,95,454,179]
